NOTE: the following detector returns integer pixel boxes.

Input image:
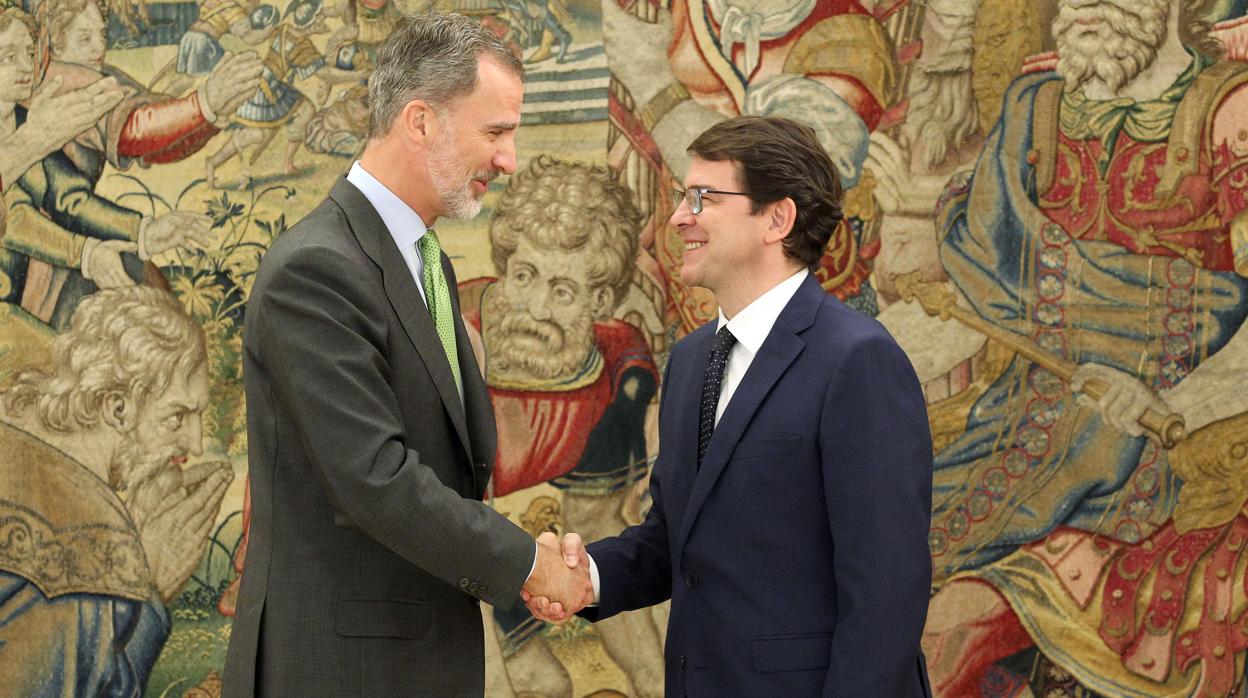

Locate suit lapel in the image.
[674,275,823,553]
[328,179,473,463]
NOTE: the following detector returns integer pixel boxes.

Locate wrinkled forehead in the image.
[148,363,210,409]
[509,235,597,268]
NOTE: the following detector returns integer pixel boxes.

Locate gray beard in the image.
[427,130,485,220]
[481,284,596,381]
[109,435,165,494]
[904,69,979,170]
[1054,1,1168,93]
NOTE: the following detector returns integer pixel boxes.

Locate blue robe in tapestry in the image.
[0,420,169,697]
[928,63,1248,582]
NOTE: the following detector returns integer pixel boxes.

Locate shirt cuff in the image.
[137,217,151,260]
[588,553,600,606]
[196,88,218,126]
[525,540,538,584]
[80,237,100,279]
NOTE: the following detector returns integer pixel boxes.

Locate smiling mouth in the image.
[684,241,705,251]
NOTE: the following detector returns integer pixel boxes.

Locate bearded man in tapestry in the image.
[0,287,232,695]
[919,0,1248,695]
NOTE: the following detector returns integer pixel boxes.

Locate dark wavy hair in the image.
[687,116,844,269]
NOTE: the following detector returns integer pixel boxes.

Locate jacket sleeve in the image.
[115,90,219,165]
[2,153,141,269]
[580,358,675,621]
[249,240,536,609]
[819,331,934,696]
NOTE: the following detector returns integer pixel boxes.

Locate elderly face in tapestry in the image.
[484,237,602,381]
[0,287,233,693]
[1054,0,1171,93]
[3,287,213,496]
[482,156,639,384]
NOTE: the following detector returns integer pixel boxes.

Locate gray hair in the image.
[367,12,523,138]
[2,287,206,433]
[490,155,641,310]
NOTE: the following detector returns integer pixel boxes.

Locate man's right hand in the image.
[201,51,264,123]
[521,532,592,624]
[136,461,234,602]
[23,74,125,153]
[141,211,217,258]
[522,532,590,624]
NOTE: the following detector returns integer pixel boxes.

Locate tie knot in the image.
[418,229,441,255]
[713,326,736,354]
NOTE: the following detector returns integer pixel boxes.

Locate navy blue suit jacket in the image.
[584,274,934,696]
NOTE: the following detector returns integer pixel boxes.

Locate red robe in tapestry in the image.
[463,285,658,497]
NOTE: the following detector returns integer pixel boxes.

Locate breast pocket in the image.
[335,598,432,640]
[731,436,801,461]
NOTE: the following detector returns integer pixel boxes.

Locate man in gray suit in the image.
[222,13,592,696]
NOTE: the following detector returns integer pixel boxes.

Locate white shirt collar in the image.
[346,161,429,249]
[716,269,808,354]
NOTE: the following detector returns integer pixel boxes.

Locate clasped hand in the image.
[520,532,591,624]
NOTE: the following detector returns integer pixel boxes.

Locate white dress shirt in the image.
[346,161,467,400]
[346,161,431,307]
[586,268,809,603]
[713,268,808,424]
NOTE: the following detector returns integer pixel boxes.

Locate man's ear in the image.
[101,390,136,432]
[398,99,437,146]
[764,197,797,245]
[591,286,616,320]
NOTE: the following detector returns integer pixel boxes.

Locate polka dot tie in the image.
[698,326,736,468]
[417,230,461,388]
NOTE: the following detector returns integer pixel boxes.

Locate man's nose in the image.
[493,134,517,175]
[670,199,695,229]
[182,415,205,457]
[527,292,552,321]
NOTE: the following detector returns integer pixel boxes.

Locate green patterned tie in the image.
[416,230,461,389]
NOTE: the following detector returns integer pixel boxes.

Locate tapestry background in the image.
[4,0,1248,696]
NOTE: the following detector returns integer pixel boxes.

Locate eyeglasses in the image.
[671,186,750,215]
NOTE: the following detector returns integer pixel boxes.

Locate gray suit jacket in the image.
[222,178,535,697]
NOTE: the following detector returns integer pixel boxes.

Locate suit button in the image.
[685,572,699,588]
[679,654,686,669]
[458,577,470,589]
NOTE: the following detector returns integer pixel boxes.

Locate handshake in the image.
[520,532,592,624]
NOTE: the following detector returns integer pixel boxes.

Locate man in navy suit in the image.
[526,115,934,696]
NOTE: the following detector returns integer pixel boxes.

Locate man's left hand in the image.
[201,51,264,123]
